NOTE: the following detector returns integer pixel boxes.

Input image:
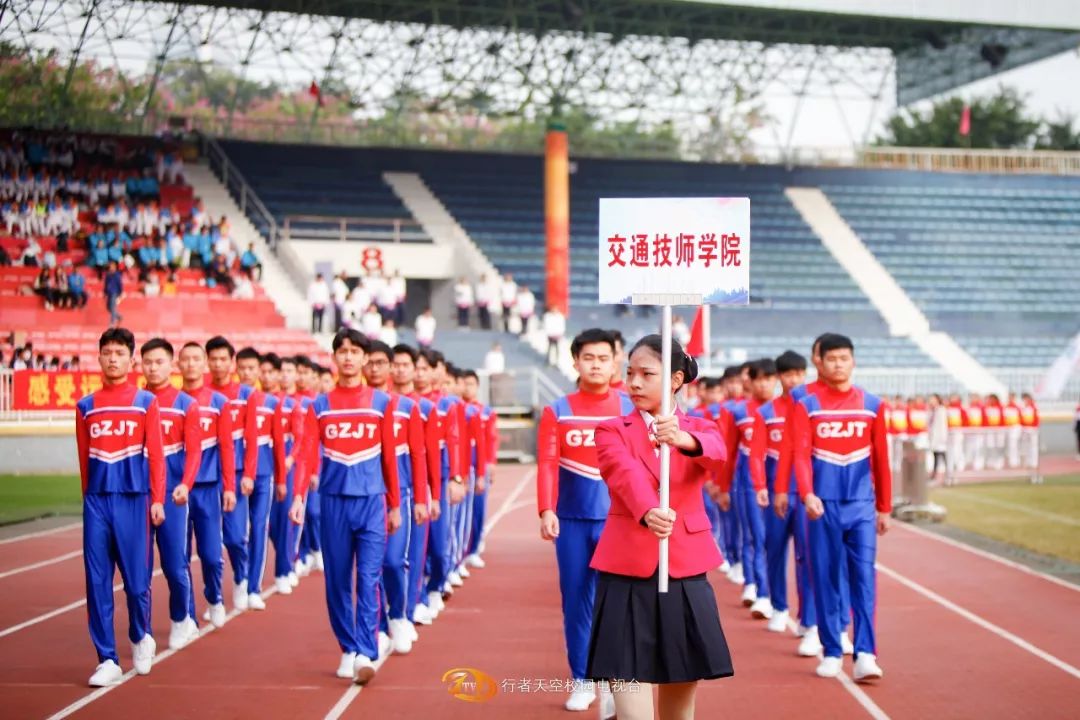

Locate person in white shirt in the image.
[484,343,506,375]
[308,273,331,333]
[454,276,474,328]
[361,303,383,340]
[332,271,350,331]
[541,306,566,366]
[499,273,518,332]
[348,283,372,317]
[672,315,691,347]
[516,285,536,336]
[475,273,494,330]
[232,275,255,300]
[379,320,399,347]
[415,308,437,347]
[928,394,949,486]
[376,280,398,324]
[389,270,407,325]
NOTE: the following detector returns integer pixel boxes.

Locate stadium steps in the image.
[785,187,1005,395]
[185,162,311,330]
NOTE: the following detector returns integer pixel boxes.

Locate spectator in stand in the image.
[484,343,506,375]
[144,272,162,298]
[376,275,398,324]
[213,228,236,266]
[475,273,494,330]
[209,253,234,293]
[162,271,178,296]
[415,308,436,348]
[166,226,184,269]
[240,243,262,282]
[0,243,11,266]
[137,240,162,281]
[12,347,31,370]
[361,303,383,340]
[33,266,57,311]
[21,235,42,267]
[516,285,536,336]
[379,319,398,347]
[67,262,87,308]
[542,305,566,367]
[182,224,199,268]
[63,355,80,371]
[390,269,407,326]
[347,282,371,324]
[454,276,474,328]
[332,271,349,332]
[47,356,61,372]
[308,273,330,333]
[500,273,517,332]
[34,352,47,369]
[89,239,110,279]
[104,260,124,328]
[53,266,70,308]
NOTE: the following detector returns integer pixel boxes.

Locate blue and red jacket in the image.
[148,385,201,491]
[791,384,892,512]
[719,398,760,493]
[274,392,310,488]
[463,401,488,479]
[296,385,400,508]
[428,392,462,483]
[75,382,166,504]
[213,381,258,477]
[749,393,795,494]
[537,389,635,520]
[243,389,281,481]
[408,391,442,502]
[186,384,235,491]
[390,393,429,503]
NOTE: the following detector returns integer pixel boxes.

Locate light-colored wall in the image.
[278,241,456,280]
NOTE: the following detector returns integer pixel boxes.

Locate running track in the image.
[1,465,1077,719]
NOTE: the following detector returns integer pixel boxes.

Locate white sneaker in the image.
[427,591,445,615]
[296,558,312,578]
[741,583,757,607]
[88,659,123,687]
[727,562,744,585]
[208,602,227,628]
[816,656,842,678]
[168,617,199,650]
[378,631,392,660]
[796,623,810,637]
[599,682,616,720]
[457,564,471,579]
[412,604,434,626]
[336,652,357,678]
[248,593,266,611]
[465,553,486,569]
[233,582,248,610]
[389,619,414,654]
[853,653,884,682]
[842,632,854,655]
[288,571,299,587]
[448,570,463,587]
[798,627,823,657]
[313,551,324,571]
[718,560,731,574]
[750,597,774,620]
[564,684,596,711]
[767,609,789,633]
[274,577,293,595]
[353,654,376,685]
[131,634,156,675]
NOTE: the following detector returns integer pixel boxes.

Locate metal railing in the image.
[476,367,562,412]
[201,135,281,249]
[282,215,428,244]
[859,146,1080,176]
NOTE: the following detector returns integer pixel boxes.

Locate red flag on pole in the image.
[685,306,705,357]
[959,105,971,136]
[309,80,324,107]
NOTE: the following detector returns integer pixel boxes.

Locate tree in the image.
[1035,114,1080,151]
[875,87,1040,149]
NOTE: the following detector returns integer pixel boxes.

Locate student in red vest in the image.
[984,394,1005,470]
[588,334,733,718]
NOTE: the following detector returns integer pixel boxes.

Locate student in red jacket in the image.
[588,335,733,718]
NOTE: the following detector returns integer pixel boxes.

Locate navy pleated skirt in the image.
[586,571,734,684]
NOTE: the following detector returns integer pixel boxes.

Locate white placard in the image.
[598,197,750,305]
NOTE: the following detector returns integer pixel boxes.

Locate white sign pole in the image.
[658,303,673,594]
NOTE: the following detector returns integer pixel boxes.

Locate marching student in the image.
[465,378,499,568]
[363,340,429,655]
[290,329,402,685]
[294,356,324,572]
[715,365,744,584]
[270,356,307,593]
[690,376,729,570]
[391,344,443,627]
[207,336,259,611]
[609,330,626,393]
[76,328,165,687]
[790,334,891,682]
[239,349,283,610]
[437,360,470,592]
[752,350,820,654]
[140,337,202,650]
[1003,392,1023,469]
[984,394,1005,470]
[537,328,631,716]
[964,393,986,471]
[177,341,235,628]
[1020,393,1041,477]
[454,370,488,580]
[588,334,733,719]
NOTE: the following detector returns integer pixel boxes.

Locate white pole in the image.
[702,304,711,371]
[659,304,672,593]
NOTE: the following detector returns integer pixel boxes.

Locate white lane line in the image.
[894,522,1080,593]
[783,618,891,720]
[942,490,1080,527]
[322,469,536,720]
[0,522,82,545]
[876,562,1080,680]
[44,585,279,720]
[0,550,83,580]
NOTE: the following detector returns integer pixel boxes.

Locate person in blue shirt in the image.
[67,263,88,308]
[89,240,110,279]
[240,243,262,282]
[140,173,159,199]
[138,243,160,278]
[197,231,214,269]
[107,238,124,265]
[103,262,124,327]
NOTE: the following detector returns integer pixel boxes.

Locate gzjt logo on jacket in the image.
[85,406,147,463]
[319,410,383,466]
[808,410,875,466]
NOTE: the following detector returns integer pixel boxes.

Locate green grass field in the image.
[929,474,1080,564]
[0,474,82,525]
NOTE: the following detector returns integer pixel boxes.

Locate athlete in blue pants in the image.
[271,360,311,590]
[290,329,403,685]
[241,380,280,609]
[142,338,202,650]
[790,334,891,681]
[76,327,166,686]
[463,385,496,566]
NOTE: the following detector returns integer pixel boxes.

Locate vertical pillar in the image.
[544,120,570,315]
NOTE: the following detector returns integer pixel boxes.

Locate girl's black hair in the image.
[629,334,699,384]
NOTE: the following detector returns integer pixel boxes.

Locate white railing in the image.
[859,146,1080,176]
[201,135,281,248]
[476,367,563,411]
[281,215,428,244]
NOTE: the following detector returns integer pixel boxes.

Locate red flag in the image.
[959,105,971,136]
[309,80,324,107]
[685,306,705,357]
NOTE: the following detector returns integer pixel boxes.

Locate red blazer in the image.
[591,410,726,579]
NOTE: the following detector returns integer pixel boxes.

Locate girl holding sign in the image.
[588,335,734,719]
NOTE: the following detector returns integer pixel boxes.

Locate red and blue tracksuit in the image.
[148,386,201,623]
[468,404,498,556]
[425,391,461,596]
[295,391,322,562]
[241,390,282,595]
[75,382,165,664]
[721,398,769,599]
[792,384,891,659]
[271,393,308,580]
[214,381,259,589]
[751,393,815,628]
[715,400,742,564]
[184,384,235,617]
[296,385,400,660]
[691,402,727,556]
[406,392,440,618]
[380,393,428,631]
[537,389,635,680]
[452,401,487,568]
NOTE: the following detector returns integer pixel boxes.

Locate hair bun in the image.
[683,354,699,383]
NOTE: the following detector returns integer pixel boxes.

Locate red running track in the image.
[0,465,1076,719]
